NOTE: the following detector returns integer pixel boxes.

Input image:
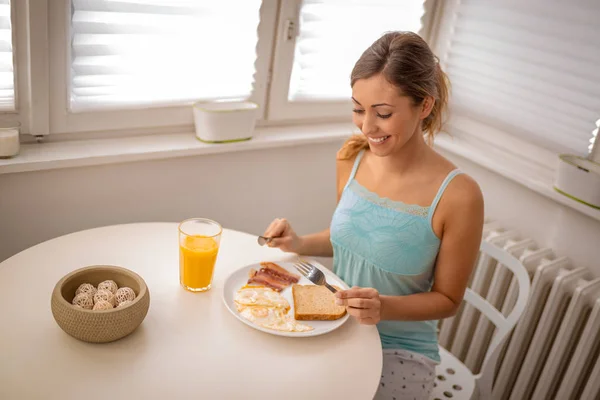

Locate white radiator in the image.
[438,221,600,400]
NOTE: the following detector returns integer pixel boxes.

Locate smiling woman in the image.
[262,31,484,400]
[332,32,482,399]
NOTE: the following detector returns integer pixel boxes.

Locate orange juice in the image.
[179,235,219,291]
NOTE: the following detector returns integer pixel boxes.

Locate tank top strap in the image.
[428,169,464,224]
[343,149,366,191]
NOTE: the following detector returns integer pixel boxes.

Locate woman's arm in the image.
[381,175,484,321]
[336,174,484,324]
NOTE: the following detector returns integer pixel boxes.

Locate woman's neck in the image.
[376,130,431,176]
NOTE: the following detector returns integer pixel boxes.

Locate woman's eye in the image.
[377,113,392,119]
[352,109,365,114]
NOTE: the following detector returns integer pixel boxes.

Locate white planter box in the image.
[193,101,259,143]
[554,154,600,209]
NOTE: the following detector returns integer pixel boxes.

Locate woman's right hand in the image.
[262,218,303,254]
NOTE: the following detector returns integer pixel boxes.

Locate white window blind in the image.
[288,0,426,102]
[70,0,262,112]
[439,0,600,156]
[0,0,14,111]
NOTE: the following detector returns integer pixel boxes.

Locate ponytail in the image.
[337,134,369,160]
[422,62,450,145]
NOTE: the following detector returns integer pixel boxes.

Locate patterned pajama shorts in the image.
[373,348,438,400]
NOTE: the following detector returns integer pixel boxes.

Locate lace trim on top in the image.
[348,180,430,217]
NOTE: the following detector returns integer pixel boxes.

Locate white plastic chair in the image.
[430,240,531,400]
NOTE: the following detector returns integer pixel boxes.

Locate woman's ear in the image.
[420,96,435,120]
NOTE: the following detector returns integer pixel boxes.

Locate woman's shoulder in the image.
[429,150,479,198]
[448,172,483,203]
[439,168,484,221]
[436,171,484,244]
[427,149,483,215]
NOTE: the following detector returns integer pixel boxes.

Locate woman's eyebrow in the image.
[372,103,393,108]
[351,97,393,108]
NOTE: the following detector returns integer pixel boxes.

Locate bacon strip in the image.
[260,262,300,284]
[246,262,300,292]
[248,270,287,292]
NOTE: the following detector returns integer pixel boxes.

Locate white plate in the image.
[222,260,350,337]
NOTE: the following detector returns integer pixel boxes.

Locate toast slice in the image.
[292,284,347,321]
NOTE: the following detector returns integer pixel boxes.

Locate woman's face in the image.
[351,73,431,157]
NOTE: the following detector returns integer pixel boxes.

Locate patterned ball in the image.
[93,289,116,307]
[75,283,97,297]
[115,287,136,305]
[92,300,114,311]
[97,280,118,294]
[72,293,94,310]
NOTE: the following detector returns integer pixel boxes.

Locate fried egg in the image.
[239,306,313,333]
[234,286,290,310]
[234,285,313,332]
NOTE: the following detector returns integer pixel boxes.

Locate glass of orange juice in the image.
[178,218,222,292]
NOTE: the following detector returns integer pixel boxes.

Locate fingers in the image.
[263,218,284,237]
[335,286,379,300]
[263,218,295,250]
[263,218,289,241]
[335,286,380,325]
[267,236,291,249]
[337,297,378,309]
[262,219,279,237]
[346,306,373,319]
[346,306,379,324]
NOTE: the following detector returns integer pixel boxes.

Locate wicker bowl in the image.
[51,265,150,343]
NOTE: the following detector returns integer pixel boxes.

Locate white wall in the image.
[1,141,598,277]
[0,141,343,263]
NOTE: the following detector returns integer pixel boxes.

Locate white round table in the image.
[0,223,382,399]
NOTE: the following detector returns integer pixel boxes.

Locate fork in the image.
[293,260,338,294]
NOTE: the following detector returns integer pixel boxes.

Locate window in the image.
[0,0,28,133]
[434,0,600,157]
[0,0,13,112]
[47,0,278,134]
[288,0,425,102]
[268,0,431,120]
[69,0,263,112]
[16,0,433,135]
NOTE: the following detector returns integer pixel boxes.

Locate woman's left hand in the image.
[335,286,382,325]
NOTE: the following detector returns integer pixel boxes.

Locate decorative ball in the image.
[115,287,136,305]
[98,280,118,294]
[75,283,97,297]
[72,293,94,310]
[117,300,133,308]
[94,289,116,306]
[92,300,114,310]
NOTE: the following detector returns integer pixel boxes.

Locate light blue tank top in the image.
[330,150,462,362]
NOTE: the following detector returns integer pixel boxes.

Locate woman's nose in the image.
[362,113,377,136]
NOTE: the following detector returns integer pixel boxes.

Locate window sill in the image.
[0,123,354,175]
[2,121,598,222]
[435,133,600,222]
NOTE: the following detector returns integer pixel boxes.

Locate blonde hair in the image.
[338,31,450,160]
